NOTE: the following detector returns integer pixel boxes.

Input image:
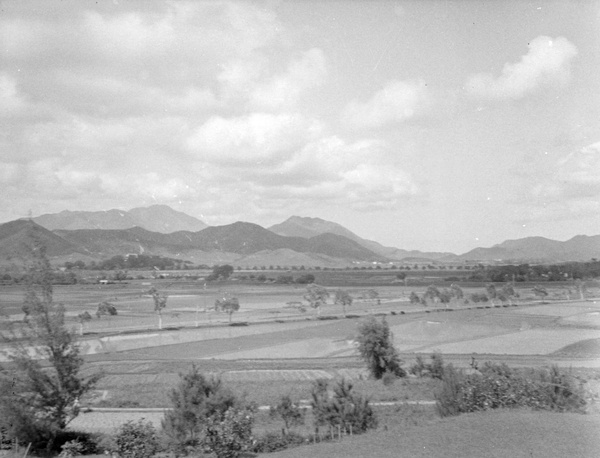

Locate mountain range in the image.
[0,205,596,265]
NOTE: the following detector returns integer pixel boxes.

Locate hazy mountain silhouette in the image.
[31,205,207,233]
[269,216,456,261]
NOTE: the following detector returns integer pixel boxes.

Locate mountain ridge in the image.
[5,206,598,264]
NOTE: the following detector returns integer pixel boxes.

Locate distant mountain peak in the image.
[31,205,207,234]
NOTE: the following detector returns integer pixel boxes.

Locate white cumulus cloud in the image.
[342,80,430,129]
[186,113,323,165]
[466,36,578,100]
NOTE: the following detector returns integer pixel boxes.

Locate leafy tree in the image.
[450,284,464,301]
[270,395,305,435]
[204,407,254,458]
[424,285,441,303]
[162,365,237,454]
[114,418,159,458]
[532,285,548,300]
[485,284,498,305]
[295,274,315,284]
[334,289,353,315]
[355,316,405,379]
[112,270,128,282]
[208,265,234,281]
[409,291,421,304]
[215,297,240,323]
[310,379,377,436]
[0,243,102,453]
[96,301,117,318]
[500,284,518,305]
[304,285,330,316]
[148,287,168,329]
[77,311,92,336]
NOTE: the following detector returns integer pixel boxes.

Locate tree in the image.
[395,272,407,286]
[532,285,548,300]
[486,284,498,305]
[355,316,405,379]
[204,407,254,458]
[304,285,330,316]
[96,301,117,318]
[0,243,102,453]
[450,284,464,301]
[77,311,92,336]
[310,379,377,436]
[424,285,441,303]
[208,265,234,281]
[501,284,518,305]
[270,395,305,435]
[334,289,353,315]
[409,291,421,304]
[148,287,168,329]
[162,365,237,454]
[215,297,240,323]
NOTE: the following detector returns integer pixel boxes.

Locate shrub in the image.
[270,395,305,434]
[410,353,445,379]
[356,316,406,379]
[162,365,237,455]
[435,362,587,417]
[311,379,377,436]
[251,431,306,453]
[114,419,159,458]
[204,407,254,458]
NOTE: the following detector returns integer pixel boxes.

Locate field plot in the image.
[416,328,600,355]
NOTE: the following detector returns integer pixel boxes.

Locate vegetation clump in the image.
[311,379,377,437]
[435,362,587,417]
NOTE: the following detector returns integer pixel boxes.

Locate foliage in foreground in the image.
[0,242,102,453]
[355,316,406,379]
[435,362,587,417]
[311,379,378,436]
[114,419,160,458]
[162,365,238,455]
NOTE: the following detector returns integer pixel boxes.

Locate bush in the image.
[204,407,254,458]
[162,365,237,455]
[311,379,377,436]
[270,395,305,434]
[435,362,587,417]
[114,419,160,458]
[251,431,306,453]
[356,316,406,379]
[410,353,445,379]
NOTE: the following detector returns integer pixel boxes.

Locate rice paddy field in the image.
[2,276,600,456]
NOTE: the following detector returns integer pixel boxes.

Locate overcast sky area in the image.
[1,1,599,254]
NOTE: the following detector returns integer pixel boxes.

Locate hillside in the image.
[269,216,456,261]
[31,205,207,233]
[459,235,600,262]
[0,220,85,260]
[41,222,385,262]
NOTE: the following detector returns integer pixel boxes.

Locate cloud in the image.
[520,141,600,222]
[466,36,578,100]
[186,113,323,165]
[250,48,327,110]
[342,80,430,129]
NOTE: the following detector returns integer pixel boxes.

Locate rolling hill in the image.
[459,235,600,262]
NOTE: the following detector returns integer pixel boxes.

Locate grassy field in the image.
[264,409,600,458]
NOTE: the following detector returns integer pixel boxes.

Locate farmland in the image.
[2,272,600,456]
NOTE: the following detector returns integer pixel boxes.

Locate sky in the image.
[1,0,599,254]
